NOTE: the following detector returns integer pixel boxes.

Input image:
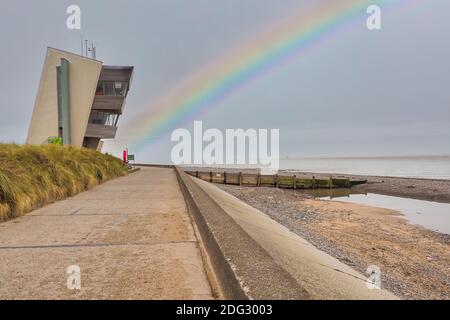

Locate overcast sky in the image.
[0,0,449,163]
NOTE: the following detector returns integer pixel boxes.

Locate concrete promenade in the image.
[0,167,212,299]
[192,177,397,300]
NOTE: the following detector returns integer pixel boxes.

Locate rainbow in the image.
[124,0,399,151]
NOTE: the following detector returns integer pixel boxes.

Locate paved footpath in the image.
[0,167,212,299]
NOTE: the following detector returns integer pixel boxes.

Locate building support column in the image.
[57,58,71,145]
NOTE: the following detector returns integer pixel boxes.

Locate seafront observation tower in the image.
[27,47,133,151]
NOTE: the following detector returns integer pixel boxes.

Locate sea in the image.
[280,156,450,179]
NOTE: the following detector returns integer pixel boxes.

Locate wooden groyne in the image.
[185,170,367,189]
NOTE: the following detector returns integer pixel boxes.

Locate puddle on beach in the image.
[308,189,450,235]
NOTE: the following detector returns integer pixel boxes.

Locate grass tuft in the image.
[0,144,128,222]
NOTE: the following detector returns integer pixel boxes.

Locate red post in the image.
[123,149,128,164]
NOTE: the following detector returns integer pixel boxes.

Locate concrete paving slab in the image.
[0,211,194,247]
[26,198,185,216]
[0,243,211,300]
[0,167,212,300]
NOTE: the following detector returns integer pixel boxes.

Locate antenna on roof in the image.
[88,43,97,60]
[80,34,84,56]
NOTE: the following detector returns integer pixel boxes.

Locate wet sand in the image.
[217,184,450,300]
[281,171,450,203]
[352,175,450,203]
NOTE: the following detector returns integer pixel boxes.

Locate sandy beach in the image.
[217,180,450,300]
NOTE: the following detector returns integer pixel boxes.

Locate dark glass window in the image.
[113,81,128,96]
[97,81,128,97]
[89,111,118,126]
[95,84,104,96]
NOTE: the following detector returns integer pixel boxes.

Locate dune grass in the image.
[0,144,128,221]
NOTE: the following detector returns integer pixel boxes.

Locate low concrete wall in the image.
[127,167,141,174]
[174,167,310,300]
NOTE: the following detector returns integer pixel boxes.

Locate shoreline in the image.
[284,171,450,204]
[281,171,450,204]
[216,183,450,300]
[182,166,450,203]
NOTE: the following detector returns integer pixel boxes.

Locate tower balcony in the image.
[85,123,117,139]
